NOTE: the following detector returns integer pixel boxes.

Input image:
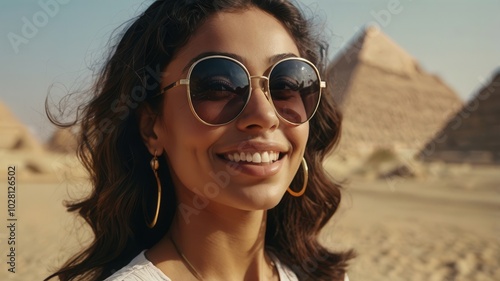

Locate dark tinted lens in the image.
[269,60,321,124]
[189,58,250,125]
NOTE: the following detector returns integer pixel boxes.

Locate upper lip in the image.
[216,141,288,155]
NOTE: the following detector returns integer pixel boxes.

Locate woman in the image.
[45,0,354,280]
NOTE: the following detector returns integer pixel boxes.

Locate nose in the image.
[235,77,279,132]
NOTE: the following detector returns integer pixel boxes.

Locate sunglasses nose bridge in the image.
[249,75,269,99]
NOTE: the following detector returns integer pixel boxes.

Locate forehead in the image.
[169,7,300,73]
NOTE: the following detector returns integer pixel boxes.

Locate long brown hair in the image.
[45,0,354,280]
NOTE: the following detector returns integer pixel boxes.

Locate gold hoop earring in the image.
[145,150,162,228]
[287,157,308,197]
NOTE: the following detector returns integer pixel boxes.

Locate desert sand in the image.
[0,161,499,281]
[325,166,500,281]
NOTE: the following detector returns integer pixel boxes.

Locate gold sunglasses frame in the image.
[156,55,326,126]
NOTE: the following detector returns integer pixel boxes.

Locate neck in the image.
[169,203,273,280]
[151,172,283,281]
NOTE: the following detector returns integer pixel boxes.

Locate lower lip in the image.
[218,155,285,177]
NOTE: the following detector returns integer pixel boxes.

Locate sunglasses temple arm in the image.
[152,79,190,98]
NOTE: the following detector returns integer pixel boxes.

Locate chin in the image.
[228,184,287,211]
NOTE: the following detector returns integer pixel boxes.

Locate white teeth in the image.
[224,151,280,163]
[252,152,262,163]
[270,151,279,162]
[261,151,269,163]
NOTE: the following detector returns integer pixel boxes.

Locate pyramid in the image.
[419,71,500,164]
[328,26,463,157]
[0,100,88,182]
[47,127,78,153]
[0,100,44,152]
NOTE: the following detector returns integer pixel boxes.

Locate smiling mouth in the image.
[219,151,283,164]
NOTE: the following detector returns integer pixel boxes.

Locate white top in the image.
[104,250,349,281]
[104,250,299,281]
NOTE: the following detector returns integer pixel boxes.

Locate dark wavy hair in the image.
[45,0,354,280]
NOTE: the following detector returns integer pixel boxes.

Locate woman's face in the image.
[152,7,309,211]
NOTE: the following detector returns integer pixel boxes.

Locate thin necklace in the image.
[169,235,204,280]
[169,235,278,281]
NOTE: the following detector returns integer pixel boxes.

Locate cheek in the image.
[161,110,211,166]
[289,122,309,154]
[160,92,203,152]
[158,97,223,190]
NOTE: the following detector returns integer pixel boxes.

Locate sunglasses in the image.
[155,55,325,126]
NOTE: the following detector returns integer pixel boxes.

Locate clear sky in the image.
[1,0,499,141]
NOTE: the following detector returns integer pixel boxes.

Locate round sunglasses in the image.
[155,55,325,126]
